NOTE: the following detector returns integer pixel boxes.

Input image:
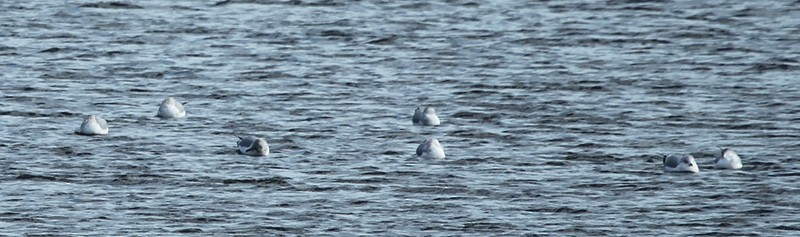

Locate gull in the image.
[412,107,440,126]
[76,115,108,135]
[416,138,445,159]
[236,135,269,157]
[663,154,699,173]
[157,97,186,118]
[714,147,743,169]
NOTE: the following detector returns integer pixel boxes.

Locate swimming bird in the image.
[76,115,108,135]
[156,97,186,118]
[714,147,743,169]
[663,154,699,173]
[412,107,440,126]
[235,135,269,157]
[416,138,445,159]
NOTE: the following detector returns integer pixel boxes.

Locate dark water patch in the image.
[676,222,716,228]
[394,186,472,195]
[399,2,432,9]
[0,110,78,118]
[39,47,67,53]
[238,71,298,80]
[570,183,611,189]
[453,89,499,96]
[48,146,92,157]
[526,206,590,214]
[255,225,304,234]
[669,29,730,39]
[461,222,516,232]
[563,152,618,163]
[397,203,462,213]
[37,33,83,40]
[221,177,290,186]
[649,82,687,90]
[129,88,153,93]
[110,174,169,185]
[774,225,800,231]
[169,5,202,11]
[695,231,760,237]
[304,169,334,175]
[745,63,800,73]
[359,170,388,176]
[146,27,215,35]
[575,142,604,149]
[449,130,514,143]
[510,37,568,47]
[556,227,612,236]
[348,200,372,205]
[451,111,500,122]
[639,154,661,163]
[365,36,397,45]
[539,112,628,126]
[632,100,672,106]
[80,2,144,9]
[380,150,403,156]
[501,178,540,186]
[175,228,203,233]
[0,212,19,217]
[40,71,98,80]
[385,170,425,178]
[15,174,58,182]
[2,217,47,224]
[447,158,492,165]
[87,88,124,95]
[244,32,297,43]
[544,161,567,166]
[0,45,15,51]
[633,186,662,192]
[358,186,381,192]
[293,132,335,140]
[575,37,669,47]
[308,29,354,39]
[655,206,705,213]
[295,185,335,192]
[110,38,147,45]
[211,0,233,6]
[769,170,800,177]
[432,196,475,202]
[713,46,766,54]
[178,53,212,58]
[135,71,165,79]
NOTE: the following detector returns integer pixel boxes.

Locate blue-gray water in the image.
[2,0,800,236]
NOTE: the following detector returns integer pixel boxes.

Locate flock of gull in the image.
[74,97,444,159]
[74,97,741,172]
[76,97,271,156]
[663,148,743,173]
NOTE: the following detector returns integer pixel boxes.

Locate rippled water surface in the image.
[2,0,800,235]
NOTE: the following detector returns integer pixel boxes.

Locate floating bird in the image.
[76,115,108,135]
[235,135,269,157]
[156,97,186,118]
[663,154,699,173]
[416,138,445,159]
[714,147,743,169]
[412,107,440,126]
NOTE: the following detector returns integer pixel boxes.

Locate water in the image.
[2,0,800,235]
